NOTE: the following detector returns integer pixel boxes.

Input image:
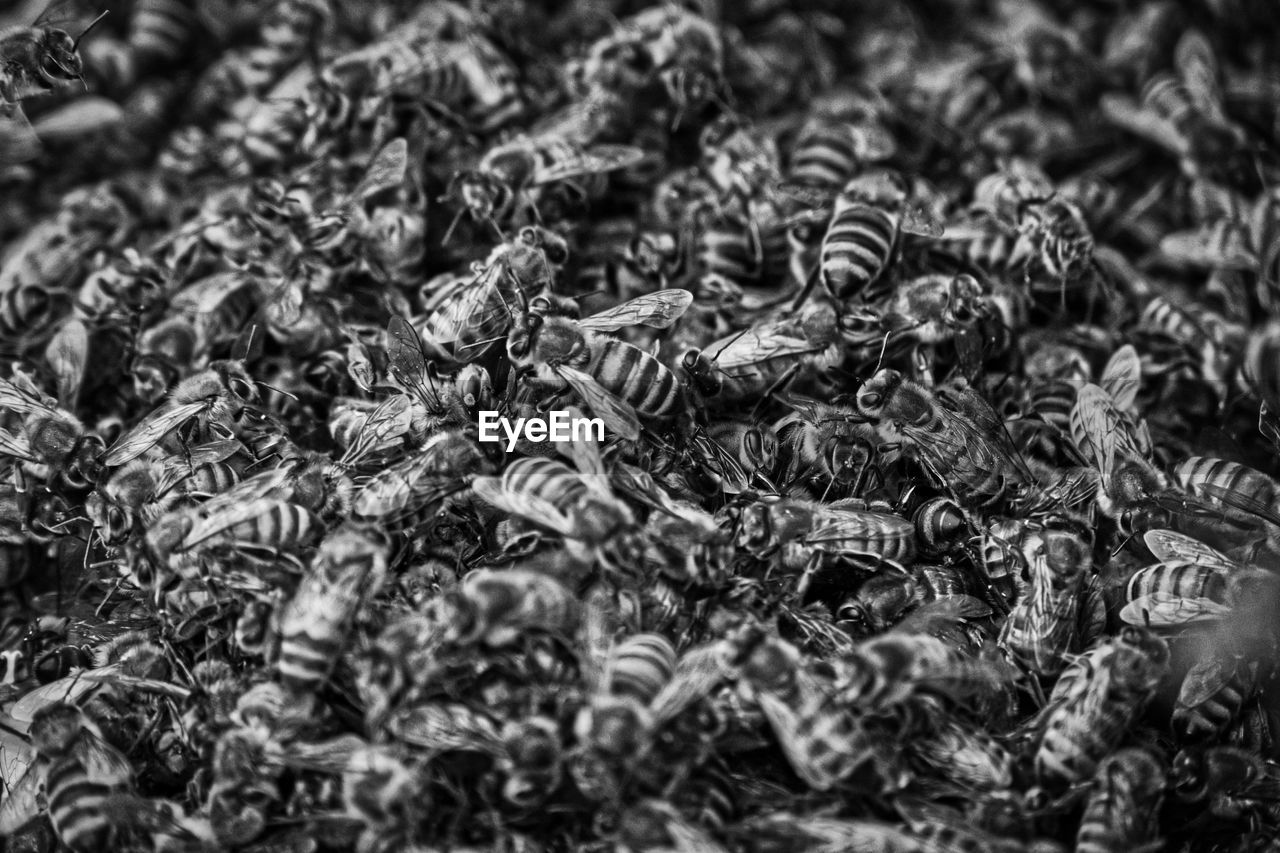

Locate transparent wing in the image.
[705,330,824,370]
[103,401,208,467]
[338,395,413,467]
[1100,344,1141,411]
[0,104,40,165]
[531,144,646,185]
[181,497,299,550]
[577,289,693,332]
[554,365,640,441]
[1100,94,1188,159]
[1179,653,1246,708]
[8,670,110,724]
[32,0,104,28]
[900,202,944,238]
[349,137,408,203]
[45,317,87,410]
[386,316,439,408]
[650,644,724,725]
[1119,592,1231,627]
[0,426,37,463]
[72,730,133,786]
[0,757,39,835]
[1070,383,1142,482]
[0,375,58,419]
[1142,529,1239,570]
[471,476,577,537]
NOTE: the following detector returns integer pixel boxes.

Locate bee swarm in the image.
[4,0,1280,851]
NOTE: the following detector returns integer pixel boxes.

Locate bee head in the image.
[741,426,777,471]
[37,29,83,85]
[855,369,902,418]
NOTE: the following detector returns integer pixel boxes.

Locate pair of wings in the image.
[1119,529,1252,627]
[486,140,647,188]
[1067,345,1148,482]
[773,178,945,239]
[471,453,613,539]
[0,359,85,463]
[0,719,132,837]
[351,452,467,525]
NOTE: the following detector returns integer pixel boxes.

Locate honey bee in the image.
[857,369,1056,513]
[452,135,645,227]
[0,702,133,852]
[103,350,259,469]
[997,517,1091,678]
[1075,748,1166,853]
[785,169,943,303]
[773,395,881,498]
[906,704,1014,793]
[1173,640,1261,743]
[276,526,388,695]
[1120,529,1279,627]
[508,289,693,438]
[836,631,1009,714]
[340,744,426,852]
[718,622,868,791]
[1102,29,1249,182]
[680,318,832,409]
[1031,627,1170,792]
[0,0,109,163]
[496,716,564,810]
[428,568,578,649]
[783,90,897,196]
[0,373,103,488]
[734,494,916,583]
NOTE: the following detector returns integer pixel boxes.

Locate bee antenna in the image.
[440,206,466,246]
[73,11,110,51]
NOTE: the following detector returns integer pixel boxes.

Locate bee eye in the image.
[518,226,540,246]
[545,243,568,265]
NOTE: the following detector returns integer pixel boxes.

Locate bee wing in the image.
[706,331,824,370]
[274,734,367,774]
[0,755,40,835]
[171,272,250,316]
[556,408,607,480]
[471,476,577,537]
[1119,592,1231,627]
[71,730,133,786]
[1175,30,1226,120]
[850,122,898,161]
[553,365,640,442]
[1070,383,1139,482]
[1179,653,1248,708]
[1100,344,1141,412]
[1100,94,1188,159]
[1197,482,1280,530]
[385,704,503,754]
[0,375,57,418]
[339,394,413,467]
[577,289,694,332]
[530,144,646,185]
[32,0,104,28]
[45,317,88,410]
[0,104,39,165]
[181,497,298,549]
[772,180,839,210]
[0,426,38,463]
[103,401,209,467]
[900,202,944,238]
[1142,529,1239,570]
[183,438,243,467]
[650,644,724,726]
[8,669,111,724]
[30,96,123,140]
[350,137,408,203]
[385,316,438,405]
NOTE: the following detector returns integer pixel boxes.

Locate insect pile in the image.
[4,0,1280,850]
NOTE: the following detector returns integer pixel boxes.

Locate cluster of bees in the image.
[4,0,1280,850]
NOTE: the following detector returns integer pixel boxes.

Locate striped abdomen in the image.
[587,337,683,420]
[820,199,897,297]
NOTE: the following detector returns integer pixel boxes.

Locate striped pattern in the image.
[588,337,682,420]
[821,198,896,298]
[606,633,676,703]
[128,0,197,67]
[45,758,116,851]
[789,118,861,191]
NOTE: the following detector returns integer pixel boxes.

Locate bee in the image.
[574,595,723,801]
[496,716,564,810]
[127,0,198,70]
[429,568,578,649]
[0,702,133,852]
[415,242,551,364]
[1171,744,1265,809]
[451,135,646,226]
[773,396,881,498]
[836,631,1008,714]
[857,369,1055,513]
[1120,529,1279,627]
[1032,628,1170,791]
[1102,29,1248,181]
[784,91,897,196]
[1173,640,1261,743]
[0,1,109,163]
[1076,748,1166,853]
[788,169,943,303]
[718,623,868,791]
[103,345,260,469]
[1170,456,1280,534]
[351,428,491,538]
[0,373,103,488]
[340,744,426,853]
[906,706,1015,792]
[734,494,916,581]
[680,316,834,409]
[276,526,388,695]
[472,432,640,571]
[997,517,1091,678]
[508,289,693,437]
